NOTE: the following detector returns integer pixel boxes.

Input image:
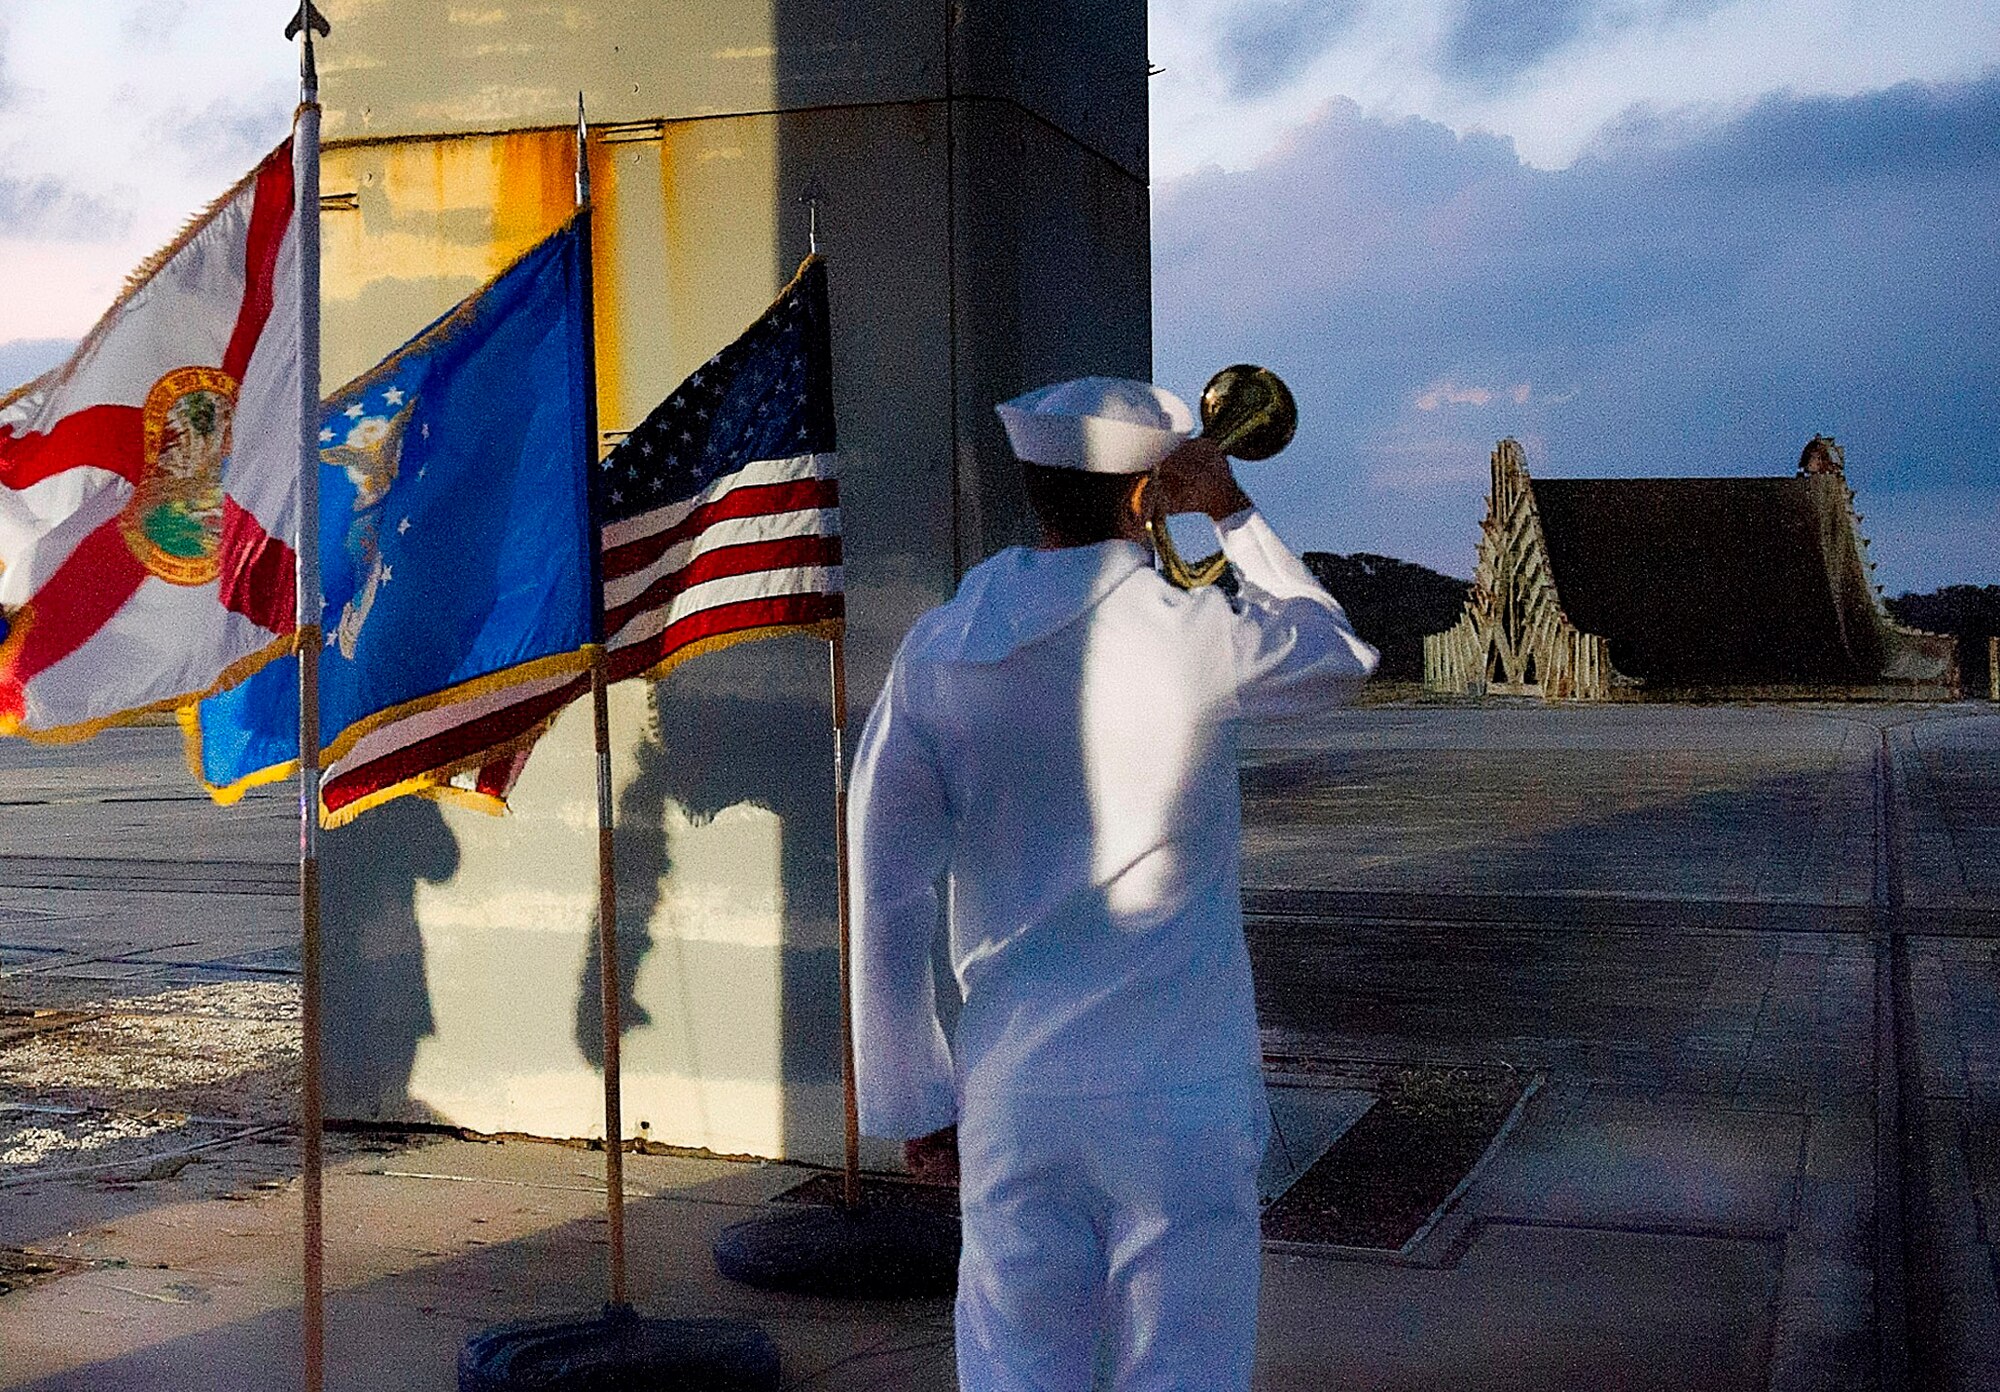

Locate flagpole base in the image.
[712,1203,959,1300]
[458,1307,778,1391]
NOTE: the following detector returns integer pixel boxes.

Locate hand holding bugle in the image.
[1144,365,1297,588]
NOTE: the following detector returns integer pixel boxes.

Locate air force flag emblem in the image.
[321,392,416,658]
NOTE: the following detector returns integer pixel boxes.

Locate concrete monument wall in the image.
[312,1,1151,1162]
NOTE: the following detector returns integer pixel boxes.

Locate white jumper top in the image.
[848,510,1378,1137]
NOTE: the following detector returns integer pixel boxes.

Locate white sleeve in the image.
[846,648,958,1139]
[1217,509,1379,720]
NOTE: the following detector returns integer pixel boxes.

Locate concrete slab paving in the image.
[0,1136,964,1391]
[1255,1222,1781,1392]
[1766,1111,1878,1392]
[1241,706,1882,910]
[1232,706,1995,1392]
[1471,1088,1805,1235]
[1884,713,2000,1390]
[4,708,1998,1389]
[0,1130,1788,1392]
[0,802,292,865]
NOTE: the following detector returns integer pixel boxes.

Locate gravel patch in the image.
[0,980,299,1123]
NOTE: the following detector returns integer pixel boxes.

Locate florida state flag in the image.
[0,140,300,739]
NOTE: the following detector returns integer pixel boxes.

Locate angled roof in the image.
[1529,474,1884,685]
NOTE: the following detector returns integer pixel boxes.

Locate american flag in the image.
[595,255,842,682]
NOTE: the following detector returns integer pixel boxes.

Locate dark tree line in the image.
[1301,552,1469,682]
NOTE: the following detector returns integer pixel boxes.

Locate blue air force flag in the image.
[191,221,594,824]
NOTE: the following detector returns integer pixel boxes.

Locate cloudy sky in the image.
[1149,0,2000,589]
[1,2,1995,590]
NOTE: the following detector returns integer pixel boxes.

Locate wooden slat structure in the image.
[1423,440,1618,699]
[1424,437,1959,701]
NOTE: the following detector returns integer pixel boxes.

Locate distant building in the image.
[1422,438,1959,700]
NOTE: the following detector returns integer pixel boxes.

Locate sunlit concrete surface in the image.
[0,1131,958,1391]
[2,705,1997,1389]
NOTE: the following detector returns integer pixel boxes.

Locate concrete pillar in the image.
[313,2,1151,1163]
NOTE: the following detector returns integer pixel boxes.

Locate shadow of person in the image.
[573,641,843,1113]
[321,794,460,1122]
[572,684,676,1062]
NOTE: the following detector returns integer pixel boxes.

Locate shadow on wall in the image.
[572,654,837,1064]
[314,1,1149,1153]
[571,638,857,1156]
[321,796,459,1122]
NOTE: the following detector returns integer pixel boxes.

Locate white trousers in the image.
[954,1081,1268,1392]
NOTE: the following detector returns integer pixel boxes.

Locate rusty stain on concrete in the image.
[319,129,580,389]
[582,131,624,430]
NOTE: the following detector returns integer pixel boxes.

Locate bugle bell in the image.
[1147,364,1298,588]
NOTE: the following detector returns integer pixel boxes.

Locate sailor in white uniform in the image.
[849,376,1377,1391]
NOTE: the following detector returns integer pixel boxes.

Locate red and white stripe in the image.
[319,662,590,822]
[0,141,299,736]
[599,451,843,684]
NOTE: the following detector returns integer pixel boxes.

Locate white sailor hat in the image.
[995,376,1195,474]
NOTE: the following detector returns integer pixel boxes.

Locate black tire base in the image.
[458,1307,778,1390]
[712,1204,959,1300]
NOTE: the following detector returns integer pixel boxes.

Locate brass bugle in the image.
[1148,364,1297,588]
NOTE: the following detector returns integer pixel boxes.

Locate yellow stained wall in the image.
[315,120,867,1161]
[321,123,790,438]
[321,131,578,392]
[587,121,785,437]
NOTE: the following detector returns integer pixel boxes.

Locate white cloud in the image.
[1415,382,1486,409]
[1411,380,1547,411]
[1355,434,1495,490]
[1150,0,2000,177]
[0,2,294,339]
[1153,78,2000,590]
[0,175,132,241]
[119,0,189,48]
[0,238,134,341]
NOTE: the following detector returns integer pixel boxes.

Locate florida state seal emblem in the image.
[121,366,237,586]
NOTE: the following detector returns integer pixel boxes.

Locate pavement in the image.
[1,706,1997,1389]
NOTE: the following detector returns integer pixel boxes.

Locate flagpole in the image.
[574,93,628,1314]
[288,4,330,1389]
[800,198,863,1209]
[828,635,862,1207]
